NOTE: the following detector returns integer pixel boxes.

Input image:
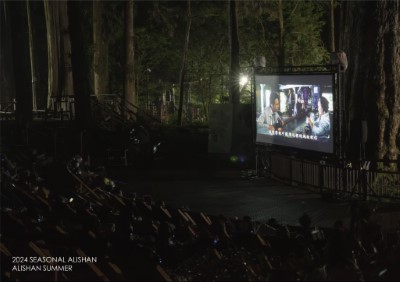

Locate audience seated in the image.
[1,149,399,281]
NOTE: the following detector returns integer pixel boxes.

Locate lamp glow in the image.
[239,75,248,87]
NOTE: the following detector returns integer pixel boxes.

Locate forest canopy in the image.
[1,0,399,160]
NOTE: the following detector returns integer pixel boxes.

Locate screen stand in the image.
[255,146,271,178]
[349,161,377,201]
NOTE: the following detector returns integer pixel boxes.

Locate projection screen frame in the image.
[252,66,342,158]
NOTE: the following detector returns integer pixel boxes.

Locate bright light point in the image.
[229,155,238,163]
[239,75,248,87]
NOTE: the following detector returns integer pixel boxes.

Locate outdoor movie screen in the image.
[255,74,334,154]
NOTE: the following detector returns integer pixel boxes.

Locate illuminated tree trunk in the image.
[329,0,335,52]
[43,0,60,109]
[229,0,240,105]
[373,1,400,161]
[177,0,191,126]
[93,1,109,101]
[1,1,16,104]
[59,1,74,101]
[124,0,136,120]
[341,0,400,161]
[23,1,47,110]
[27,0,37,111]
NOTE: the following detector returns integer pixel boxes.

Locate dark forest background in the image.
[0,0,399,162]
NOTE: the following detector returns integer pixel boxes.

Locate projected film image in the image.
[255,74,334,153]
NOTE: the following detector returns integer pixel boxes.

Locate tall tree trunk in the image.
[9,1,32,125]
[329,0,335,52]
[373,1,400,161]
[25,1,48,110]
[59,1,74,103]
[43,0,60,109]
[1,1,16,105]
[27,0,37,111]
[277,0,285,69]
[228,0,240,105]
[93,1,109,101]
[340,0,400,161]
[177,0,191,126]
[124,0,136,120]
[229,0,246,155]
[68,0,91,128]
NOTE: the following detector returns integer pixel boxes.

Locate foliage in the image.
[7,0,332,125]
[104,1,125,96]
[71,1,332,123]
[135,1,183,109]
[238,0,329,68]
[186,1,230,119]
[284,1,330,65]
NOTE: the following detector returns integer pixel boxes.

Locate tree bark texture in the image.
[177,0,191,126]
[93,1,109,100]
[59,1,74,101]
[43,0,60,109]
[9,1,32,124]
[374,1,400,161]
[27,0,37,111]
[68,0,91,128]
[24,1,48,110]
[124,0,136,120]
[0,1,16,104]
[340,0,400,161]
[329,0,335,52]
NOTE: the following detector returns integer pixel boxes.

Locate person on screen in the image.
[307,96,330,139]
[257,92,284,131]
[287,88,295,117]
[302,87,310,110]
[295,91,305,118]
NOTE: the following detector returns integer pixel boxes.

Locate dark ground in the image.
[2,120,399,234]
[108,166,400,234]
